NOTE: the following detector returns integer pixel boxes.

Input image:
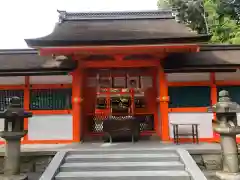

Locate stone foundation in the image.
[0,151,238,180]
[0,155,53,176]
[192,154,240,171]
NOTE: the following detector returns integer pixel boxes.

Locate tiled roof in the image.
[0,44,239,75]
[163,45,240,71]
[25,10,210,47]
[0,49,76,75]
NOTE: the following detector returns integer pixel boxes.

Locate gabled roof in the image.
[25,10,211,47]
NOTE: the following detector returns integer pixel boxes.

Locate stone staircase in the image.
[40,148,207,180]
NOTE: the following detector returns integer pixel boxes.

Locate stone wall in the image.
[0,152,237,180]
[0,155,53,175]
[192,154,222,171]
[192,154,240,171]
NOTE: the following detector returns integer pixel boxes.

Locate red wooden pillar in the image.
[158,65,170,141]
[210,72,219,142]
[23,76,30,142]
[72,61,83,142]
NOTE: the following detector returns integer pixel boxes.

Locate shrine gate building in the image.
[0,10,240,144]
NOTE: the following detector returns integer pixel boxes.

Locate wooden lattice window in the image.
[30,88,72,110]
[0,90,24,111]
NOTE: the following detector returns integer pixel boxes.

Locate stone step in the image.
[68,149,177,155]
[64,153,179,163]
[60,161,185,172]
[55,170,191,180]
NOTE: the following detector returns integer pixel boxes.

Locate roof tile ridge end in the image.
[57,10,67,23]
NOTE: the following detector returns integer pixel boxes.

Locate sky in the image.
[0,0,158,49]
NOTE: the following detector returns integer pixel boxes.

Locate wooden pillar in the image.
[153,69,159,136]
[210,72,219,141]
[23,76,30,142]
[72,61,83,142]
[158,65,170,141]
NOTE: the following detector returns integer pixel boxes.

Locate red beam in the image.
[39,44,199,56]
[81,59,160,68]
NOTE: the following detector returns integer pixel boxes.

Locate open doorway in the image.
[82,68,157,141]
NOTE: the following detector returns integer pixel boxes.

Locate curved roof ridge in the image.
[57,9,174,22]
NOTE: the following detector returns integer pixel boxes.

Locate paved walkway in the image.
[0,142,223,155]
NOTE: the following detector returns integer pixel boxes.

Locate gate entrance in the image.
[82,68,157,140]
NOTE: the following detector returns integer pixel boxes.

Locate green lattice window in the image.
[30,88,72,110]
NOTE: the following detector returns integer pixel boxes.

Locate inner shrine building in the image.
[0,10,240,144]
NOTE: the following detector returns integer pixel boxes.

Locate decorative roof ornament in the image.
[57,10,67,24]
[42,55,69,68]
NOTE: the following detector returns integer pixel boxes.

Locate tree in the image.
[157,0,240,44]
[158,0,208,34]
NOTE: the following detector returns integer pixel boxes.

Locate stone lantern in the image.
[0,97,32,180]
[211,90,240,180]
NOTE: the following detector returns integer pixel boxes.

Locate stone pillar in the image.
[0,97,32,180]
[210,90,240,180]
[5,137,21,175]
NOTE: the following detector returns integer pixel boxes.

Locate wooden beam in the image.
[39,44,199,56]
[81,59,160,68]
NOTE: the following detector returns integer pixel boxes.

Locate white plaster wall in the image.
[167,73,210,82]
[28,115,73,140]
[0,118,4,141]
[168,113,214,138]
[30,75,72,84]
[0,77,25,85]
[215,71,240,81]
[236,113,240,137]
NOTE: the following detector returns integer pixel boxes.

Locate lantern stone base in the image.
[216,171,240,180]
[0,131,28,180]
[0,174,28,180]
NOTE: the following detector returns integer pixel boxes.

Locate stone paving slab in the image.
[0,142,226,156]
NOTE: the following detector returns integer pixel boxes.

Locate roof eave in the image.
[0,71,71,77]
[25,35,211,48]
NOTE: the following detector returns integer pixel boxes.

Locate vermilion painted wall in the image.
[0,71,239,144]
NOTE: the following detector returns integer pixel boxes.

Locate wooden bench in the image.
[171,122,199,144]
[103,118,140,143]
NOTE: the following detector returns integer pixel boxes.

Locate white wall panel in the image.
[169,113,213,138]
[215,71,240,81]
[0,77,25,85]
[30,75,72,84]
[167,73,210,82]
[28,115,73,140]
[235,113,240,137]
[0,118,4,141]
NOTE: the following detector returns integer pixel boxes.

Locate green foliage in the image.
[157,0,240,44]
